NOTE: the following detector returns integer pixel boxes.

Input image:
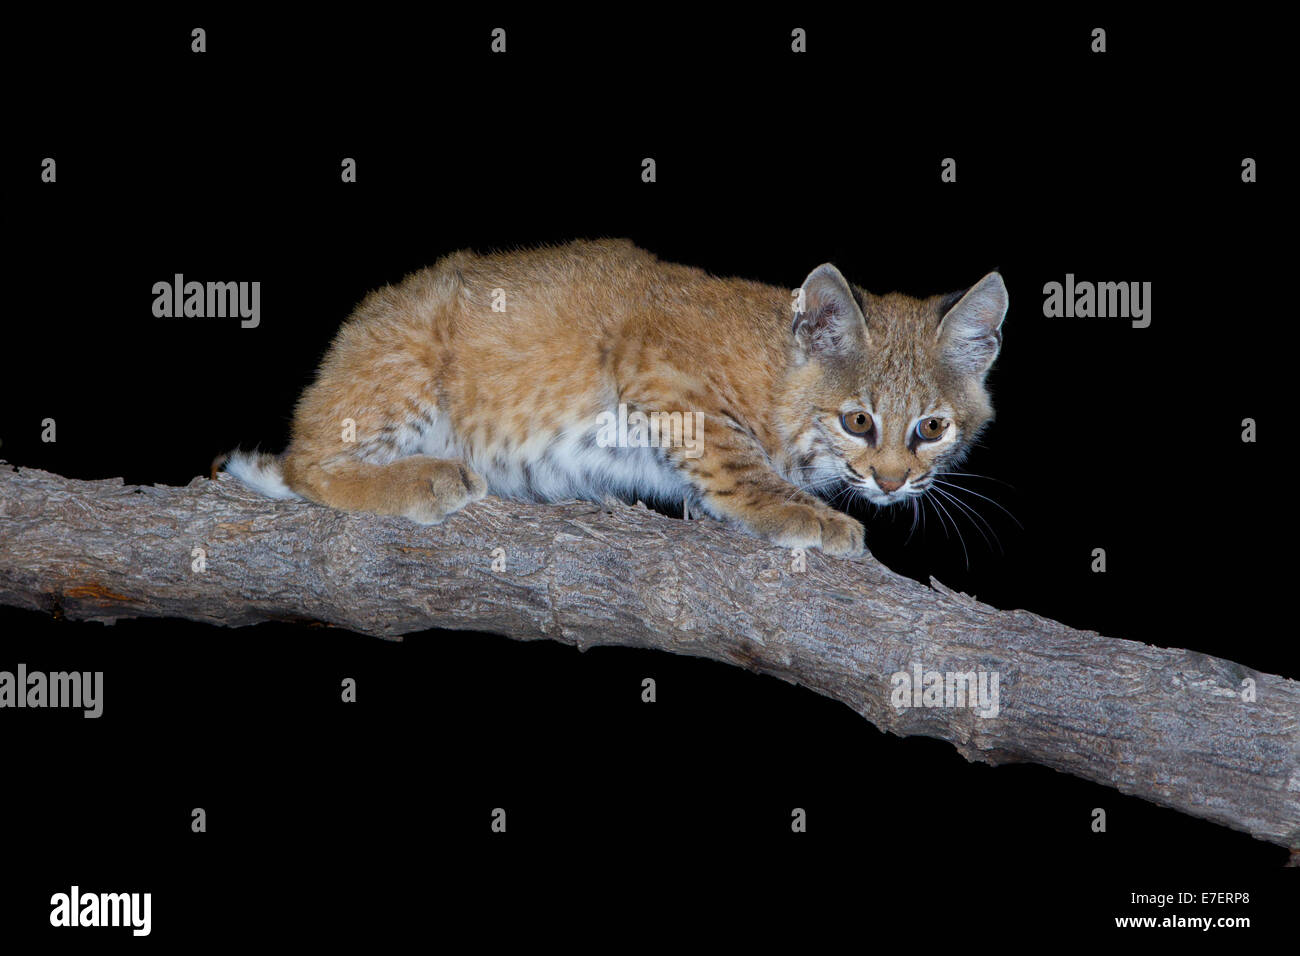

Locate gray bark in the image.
[1,461,1297,851]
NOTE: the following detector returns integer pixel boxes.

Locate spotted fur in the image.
[224,239,1007,556]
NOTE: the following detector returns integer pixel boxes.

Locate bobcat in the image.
[223,239,1008,556]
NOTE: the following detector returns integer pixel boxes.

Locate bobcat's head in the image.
[779,265,1008,506]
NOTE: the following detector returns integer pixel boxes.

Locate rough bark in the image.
[1,461,1297,851]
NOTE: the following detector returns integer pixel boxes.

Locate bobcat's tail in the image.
[215,449,301,500]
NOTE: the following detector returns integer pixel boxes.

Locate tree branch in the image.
[1,462,1297,851]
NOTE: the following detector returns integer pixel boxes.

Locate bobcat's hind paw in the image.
[404,460,488,525]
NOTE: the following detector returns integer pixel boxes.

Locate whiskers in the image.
[913,471,1020,569]
[781,471,848,506]
[783,465,1020,571]
[931,474,1022,528]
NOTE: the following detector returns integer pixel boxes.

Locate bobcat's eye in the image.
[916,417,948,442]
[841,411,874,438]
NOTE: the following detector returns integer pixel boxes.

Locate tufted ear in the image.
[792,264,866,356]
[936,271,1008,377]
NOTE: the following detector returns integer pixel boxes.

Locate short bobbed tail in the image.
[220,449,301,500]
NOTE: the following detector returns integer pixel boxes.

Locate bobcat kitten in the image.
[224,239,1007,556]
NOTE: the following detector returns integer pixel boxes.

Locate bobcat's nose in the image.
[872,468,909,493]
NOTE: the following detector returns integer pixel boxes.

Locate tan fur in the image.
[229,239,1007,556]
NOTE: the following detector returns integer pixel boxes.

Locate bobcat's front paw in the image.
[757,503,866,557]
[817,509,867,557]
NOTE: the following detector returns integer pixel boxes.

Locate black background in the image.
[3,8,1292,945]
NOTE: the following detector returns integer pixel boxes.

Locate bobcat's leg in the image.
[663,415,865,557]
[282,454,487,525]
[275,333,486,523]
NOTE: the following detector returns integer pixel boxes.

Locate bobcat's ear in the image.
[792,264,866,356]
[936,271,1008,377]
